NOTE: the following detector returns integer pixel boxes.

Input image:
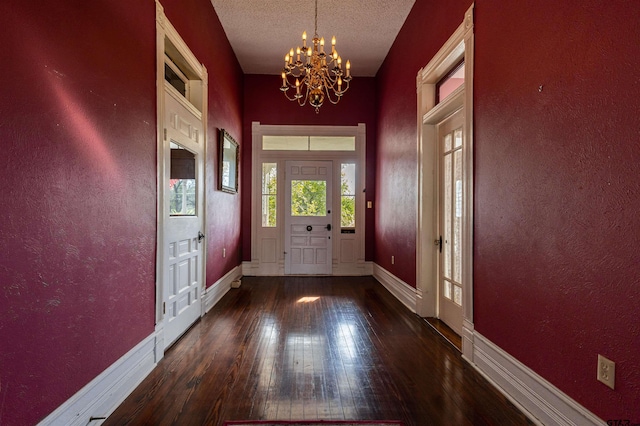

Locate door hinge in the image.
[163,302,166,315]
[163,128,167,141]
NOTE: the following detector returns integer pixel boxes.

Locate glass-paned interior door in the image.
[284,160,333,275]
[438,109,464,335]
[163,90,204,349]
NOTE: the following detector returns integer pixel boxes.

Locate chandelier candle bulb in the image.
[302,31,307,47]
[320,37,325,52]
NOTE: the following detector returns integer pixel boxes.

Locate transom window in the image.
[436,61,465,104]
[263,136,355,151]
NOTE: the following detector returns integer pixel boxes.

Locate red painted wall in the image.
[242,74,377,262]
[379,0,639,421]
[0,0,242,424]
[473,0,640,421]
[375,0,470,287]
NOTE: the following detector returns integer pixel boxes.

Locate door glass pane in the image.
[341,163,356,228]
[443,151,452,279]
[454,128,463,148]
[453,149,462,283]
[291,180,327,217]
[444,133,452,152]
[169,142,196,216]
[453,285,462,306]
[262,163,277,227]
[443,280,451,300]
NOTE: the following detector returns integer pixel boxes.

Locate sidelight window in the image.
[340,163,356,229]
[261,163,277,227]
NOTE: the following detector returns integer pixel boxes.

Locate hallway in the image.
[105,277,532,425]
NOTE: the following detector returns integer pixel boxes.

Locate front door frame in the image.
[155,1,208,360]
[249,123,367,277]
[416,4,474,359]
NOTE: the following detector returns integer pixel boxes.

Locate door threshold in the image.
[424,317,462,351]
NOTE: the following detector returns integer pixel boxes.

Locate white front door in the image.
[284,160,333,275]
[437,108,464,335]
[163,89,204,348]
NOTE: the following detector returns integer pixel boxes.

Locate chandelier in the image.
[280,0,352,113]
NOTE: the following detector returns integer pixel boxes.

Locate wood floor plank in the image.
[104,276,534,426]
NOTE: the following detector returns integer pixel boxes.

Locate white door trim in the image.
[249,123,366,276]
[155,1,208,360]
[416,4,474,359]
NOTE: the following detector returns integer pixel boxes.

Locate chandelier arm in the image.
[282,89,299,102]
[297,83,309,106]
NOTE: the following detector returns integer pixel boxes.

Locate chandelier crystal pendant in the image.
[280,0,352,113]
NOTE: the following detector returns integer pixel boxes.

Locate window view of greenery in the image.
[169,179,196,215]
[341,163,356,228]
[262,163,277,227]
[291,180,327,217]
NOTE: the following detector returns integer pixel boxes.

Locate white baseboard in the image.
[38,334,156,426]
[472,332,605,426]
[368,265,602,426]
[39,266,242,426]
[372,263,417,313]
[242,261,374,277]
[241,260,283,276]
[204,266,241,313]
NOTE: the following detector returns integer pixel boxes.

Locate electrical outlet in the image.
[597,354,615,390]
[391,255,395,265]
[367,201,373,209]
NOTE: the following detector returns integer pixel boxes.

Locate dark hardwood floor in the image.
[104,276,533,426]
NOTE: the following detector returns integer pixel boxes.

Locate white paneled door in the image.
[437,108,464,335]
[284,160,333,275]
[163,89,204,349]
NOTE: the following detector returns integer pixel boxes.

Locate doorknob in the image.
[326,224,332,231]
[434,236,442,253]
[198,231,205,242]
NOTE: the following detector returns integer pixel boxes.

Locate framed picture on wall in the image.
[219,129,239,194]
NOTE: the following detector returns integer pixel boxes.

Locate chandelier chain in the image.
[314,0,318,37]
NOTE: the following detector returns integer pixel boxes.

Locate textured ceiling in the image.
[210,0,415,77]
